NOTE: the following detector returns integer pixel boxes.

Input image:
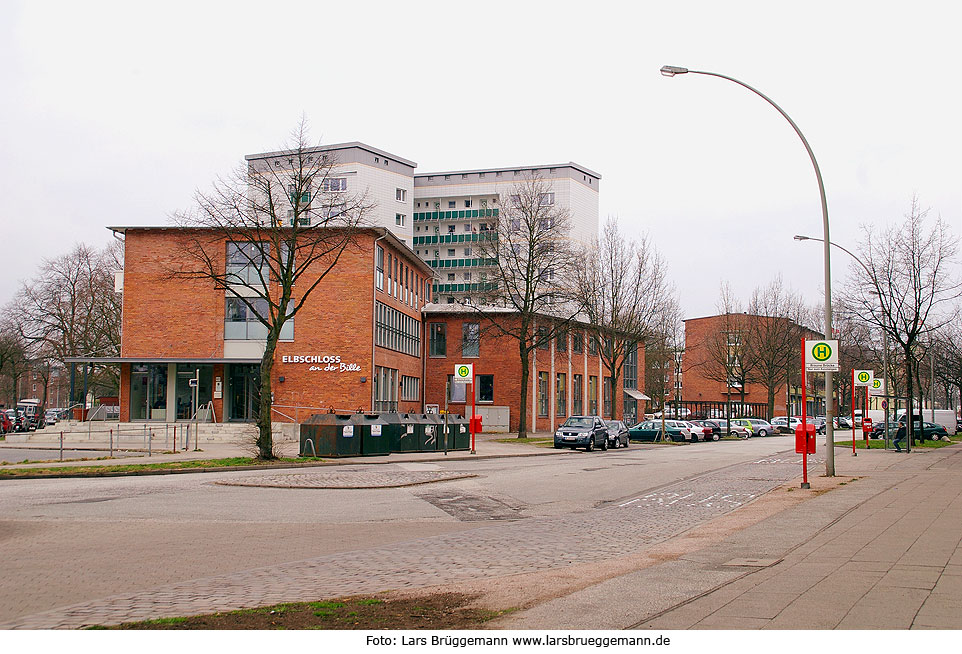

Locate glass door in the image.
[227,364,260,421]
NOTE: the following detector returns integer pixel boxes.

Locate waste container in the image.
[419,413,443,451]
[354,414,391,457]
[300,414,360,457]
[446,414,471,451]
[383,413,419,453]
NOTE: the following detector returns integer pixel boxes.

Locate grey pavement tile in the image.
[711,591,797,619]
[877,567,942,590]
[692,615,771,630]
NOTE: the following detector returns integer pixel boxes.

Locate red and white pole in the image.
[470,378,476,454]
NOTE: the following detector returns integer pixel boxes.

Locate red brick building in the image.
[682,313,823,418]
[422,307,645,433]
[75,226,433,424]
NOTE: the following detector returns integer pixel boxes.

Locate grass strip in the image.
[88,593,512,630]
[0,456,327,477]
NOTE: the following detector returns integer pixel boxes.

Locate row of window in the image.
[375,245,427,308]
[374,301,421,357]
[537,373,612,418]
[413,209,500,221]
[429,322,480,358]
[412,232,494,244]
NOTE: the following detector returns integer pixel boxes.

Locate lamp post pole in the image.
[661,65,836,475]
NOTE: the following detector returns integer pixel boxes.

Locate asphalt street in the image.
[0,436,806,627]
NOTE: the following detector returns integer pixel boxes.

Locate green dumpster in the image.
[447,414,471,451]
[355,414,391,457]
[300,414,360,457]
[419,413,443,451]
[384,413,419,453]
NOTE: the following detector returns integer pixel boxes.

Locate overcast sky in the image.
[1,0,959,321]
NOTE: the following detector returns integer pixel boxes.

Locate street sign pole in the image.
[801,338,809,489]
[851,368,857,456]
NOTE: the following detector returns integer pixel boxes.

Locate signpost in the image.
[852,369,873,456]
[453,364,476,454]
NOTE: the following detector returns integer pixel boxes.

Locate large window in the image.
[226,242,268,285]
[604,376,613,418]
[322,178,347,192]
[572,331,583,354]
[447,375,466,403]
[556,329,567,353]
[573,374,583,415]
[401,375,420,402]
[375,245,384,290]
[429,323,447,357]
[556,373,567,417]
[225,298,293,340]
[477,374,494,403]
[462,322,480,357]
[538,372,549,417]
[589,376,598,415]
[373,366,398,412]
[375,301,420,357]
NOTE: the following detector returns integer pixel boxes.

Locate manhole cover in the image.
[214,471,477,489]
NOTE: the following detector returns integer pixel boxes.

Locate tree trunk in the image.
[518,344,530,439]
[766,385,776,421]
[904,346,915,447]
[256,336,277,459]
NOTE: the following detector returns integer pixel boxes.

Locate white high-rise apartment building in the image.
[412,164,600,302]
[245,143,600,302]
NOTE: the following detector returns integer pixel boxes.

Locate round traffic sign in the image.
[882,400,888,409]
[457,365,470,378]
[857,371,871,383]
[812,342,833,361]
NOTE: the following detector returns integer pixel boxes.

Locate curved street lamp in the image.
[661,65,837,476]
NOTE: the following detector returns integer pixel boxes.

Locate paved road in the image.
[0,436,810,628]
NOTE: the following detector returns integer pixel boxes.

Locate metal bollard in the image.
[60,432,64,461]
[165,424,169,450]
[110,428,113,458]
[143,423,147,449]
[148,431,152,457]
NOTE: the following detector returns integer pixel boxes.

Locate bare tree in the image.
[744,277,806,419]
[840,197,961,446]
[468,175,580,437]
[8,243,121,402]
[0,322,29,408]
[172,121,373,458]
[573,217,676,419]
[643,296,681,415]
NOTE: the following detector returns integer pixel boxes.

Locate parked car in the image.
[44,409,60,427]
[957,417,962,434]
[771,417,801,434]
[746,419,775,437]
[629,419,691,442]
[711,418,750,438]
[686,420,718,442]
[701,419,724,439]
[729,418,754,438]
[870,422,899,439]
[605,420,630,448]
[0,412,12,434]
[554,416,609,451]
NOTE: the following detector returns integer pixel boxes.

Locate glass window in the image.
[538,372,549,417]
[572,331,583,354]
[429,323,446,357]
[226,242,268,285]
[573,374,583,415]
[476,374,494,403]
[175,364,213,420]
[536,327,549,351]
[589,376,599,415]
[462,323,480,357]
[448,375,466,403]
[556,373,567,417]
[556,329,567,352]
[375,245,384,290]
[604,376,613,418]
[401,375,419,401]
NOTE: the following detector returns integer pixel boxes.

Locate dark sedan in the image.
[606,420,630,448]
[554,416,609,451]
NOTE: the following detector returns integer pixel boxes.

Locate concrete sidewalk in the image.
[496,443,962,630]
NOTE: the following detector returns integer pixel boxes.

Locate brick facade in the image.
[117,227,431,422]
[423,310,633,433]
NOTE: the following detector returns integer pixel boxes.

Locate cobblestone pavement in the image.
[1,453,812,629]
[213,470,478,489]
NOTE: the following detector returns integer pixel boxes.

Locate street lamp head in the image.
[793,234,811,241]
[660,65,689,77]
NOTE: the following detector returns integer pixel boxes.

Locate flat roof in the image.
[416,161,601,180]
[243,141,417,168]
[105,226,436,277]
